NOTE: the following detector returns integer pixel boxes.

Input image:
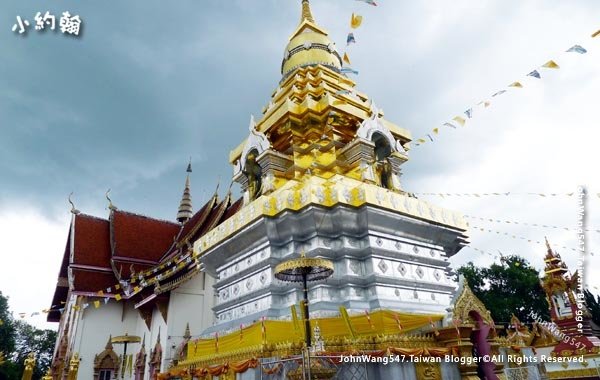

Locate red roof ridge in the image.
[76,213,108,222]
[113,209,180,227]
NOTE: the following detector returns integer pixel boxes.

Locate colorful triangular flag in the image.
[115,294,122,301]
[343,52,351,65]
[527,70,541,79]
[350,13,363,29]
[509,81,523,88]
[346,33,356,45]
[432,127,439,135]
[443,122,457,129]
[94,300,100,309]
[452,116,466,126]
[566,45,587,54]
[541,60,560,69]
[356,0,377,6]
[464,108,473,118]
[592,29,600,38]
[492,90,506,97]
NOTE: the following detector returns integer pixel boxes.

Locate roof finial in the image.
[106,189,117,211]
[545,236,552,253]
[301,0,315,23]
[184,323,191,340]
[177,160,194,224]
[106,335,113,350]
[68,192,80,215]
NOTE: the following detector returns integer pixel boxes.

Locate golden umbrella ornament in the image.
[111,333,141,378]
[274,252,333,348]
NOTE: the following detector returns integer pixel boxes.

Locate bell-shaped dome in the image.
[281,0,342,77]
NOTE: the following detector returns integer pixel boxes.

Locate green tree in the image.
[13,321,57,379]
[0,291,57,380]
[584,289,600,325]
[457,255,550,325]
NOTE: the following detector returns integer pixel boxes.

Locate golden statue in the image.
[243,151,262,201]
[66,353,80,380]
[374,157,394,190]
[21,352,36,380]
[42,368,53,380]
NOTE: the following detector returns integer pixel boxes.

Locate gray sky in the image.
[1,0,598,329]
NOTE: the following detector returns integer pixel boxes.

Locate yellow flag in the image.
[542,60,559,69]
[97,290,104,297]
[343,52,351,65]
[417,138,426,144]
[115,284,121,290]
[115,294,122,301]
[592,29,600,38]
[453,116,466,126]
[432,128,439,135]
[351,13,363,29]
[134,286,141,293]
[94,300,100,309]
[509,81,523,88]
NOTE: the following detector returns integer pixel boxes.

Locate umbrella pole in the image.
[302,273,311,349]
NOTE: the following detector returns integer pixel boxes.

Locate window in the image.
[99,370,112,380]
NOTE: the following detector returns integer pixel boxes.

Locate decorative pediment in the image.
[450,275,493,326]
[234,115,272,176]
[355,100,405,154]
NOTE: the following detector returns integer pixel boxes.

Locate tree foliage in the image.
[456,255,550,325]
[0,291,57,380]
[584,289,600,325]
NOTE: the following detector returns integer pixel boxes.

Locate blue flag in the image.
[346,33,356,45]
[566,45,587,54]
[341,67,359,75]
[527,70,541,79]
[464,108,473,119]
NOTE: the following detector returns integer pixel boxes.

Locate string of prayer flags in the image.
[343,52,351,65]
[527,70,541,79]
[346,32,356,45]
[541,60,560,69]
[566,45,587,54]
[469,224,596,256]
[464,214,599,233]
[350,13,363,29]
[509,81,523,88]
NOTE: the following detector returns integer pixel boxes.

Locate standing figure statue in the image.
[66,353,80,380]
[42,369,53,380]
[21,352,36,380]
[243,151,262,201]
[373,157,394,190]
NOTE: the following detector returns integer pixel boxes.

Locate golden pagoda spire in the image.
[177,159,193,224]
[300,0,315,24]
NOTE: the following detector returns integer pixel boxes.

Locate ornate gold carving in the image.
[415,361,442,380]
[452,281,493,325]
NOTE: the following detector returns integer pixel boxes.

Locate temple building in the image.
[45,1,598,380]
